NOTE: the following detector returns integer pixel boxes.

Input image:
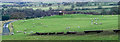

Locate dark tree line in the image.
[1,1,120,21]
[1,6,119,21]
[1,8,60,20]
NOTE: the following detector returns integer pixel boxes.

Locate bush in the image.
[98,6,102,9]
[2,15,10,21]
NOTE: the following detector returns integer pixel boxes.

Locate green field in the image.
[2,14,118,40]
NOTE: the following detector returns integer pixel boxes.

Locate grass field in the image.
[2,14,118,40]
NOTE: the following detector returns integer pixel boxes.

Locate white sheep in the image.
[24,20,27,21]
[66,28,69,29]
[41,17,43,18]
[78,26,80,28]
[102,15,104,17]
[94,18,96,20]
[100,22,102,25]
[68,27,70,28]
[91,20,93,22]
[33,19,35,20]
[66,27,70,29]
[44,25,48,27]
[16,31,23,33]
[97,18,99,20]
[95,23,98,25]
[91,22,93,25]
[112,15,114,16]
[24,28,27,31]
[94,22,98,25]
[51,15,53,16]
[30,31,34,33]
[22,21,25,23]
[24,32,27,34]
[11,32,14,35]
[37,18,40,20]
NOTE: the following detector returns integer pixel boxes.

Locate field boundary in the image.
[31,30,120,35]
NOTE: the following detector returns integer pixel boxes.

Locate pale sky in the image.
[1,0,120,2]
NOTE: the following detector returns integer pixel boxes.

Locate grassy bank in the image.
[2,14,118,40]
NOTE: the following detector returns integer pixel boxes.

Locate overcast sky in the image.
[1,0,120,2]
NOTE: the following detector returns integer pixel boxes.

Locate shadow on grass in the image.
[29,30,118,36]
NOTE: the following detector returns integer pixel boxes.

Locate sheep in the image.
[94,22,98,25]
[116,15,118,16]
[68,27,70,28]
[95,23,98,25]
[44,25,48,27]
[66,27,70,29]
[32,19,35,20]
[37,18,40,20]
[100,22,102,25]
[112,15,114,16]
[90,18,92,20]
[11,32,14,35]
[102,15,104,17]
[16,31,23,33]
[91,20,93,22]
[24,20,27,21]
[97,18,99,20]
[24,28,27,31]
[51,15,53,16]
[41,17,44,18]
[66,28,69,29]
[78,26,80,28]
[24,32,27,34]
[30,31,34,34]
[94,18,96,20]
[91,22,93,25]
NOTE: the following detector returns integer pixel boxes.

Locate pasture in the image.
[2,14,118,40]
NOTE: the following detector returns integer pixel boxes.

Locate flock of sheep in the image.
[11,16,104,35]
[91,18,102,25]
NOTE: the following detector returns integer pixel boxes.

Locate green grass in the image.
[2,14,118,40]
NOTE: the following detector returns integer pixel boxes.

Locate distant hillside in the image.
[1,0,120,2]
